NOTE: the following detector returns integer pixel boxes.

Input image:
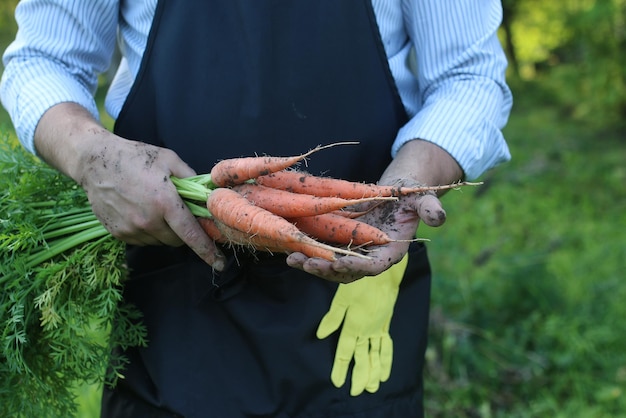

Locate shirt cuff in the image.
[392,85,512,181]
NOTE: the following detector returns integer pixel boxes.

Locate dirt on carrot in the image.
[288,212,395,246]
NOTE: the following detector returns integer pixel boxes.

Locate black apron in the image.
[103,1,431,417]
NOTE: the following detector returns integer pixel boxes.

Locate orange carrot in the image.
[216,218,349,259]
[206,187,369,260]
[256,170,481,199]
[201,198,330,257]
[232,183,395,218]
[197,217,228,242]
[289,213,394,246]
[198,216,294,254]
[209,142,357,187]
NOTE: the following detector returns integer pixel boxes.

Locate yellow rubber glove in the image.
[316,255,408,396]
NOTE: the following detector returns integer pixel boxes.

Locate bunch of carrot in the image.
[186,143,478,261]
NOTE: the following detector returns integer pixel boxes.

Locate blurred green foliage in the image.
[421,80,626,416]
[0,0,16,26]
[501,0,626,129]
[0,0,16,52]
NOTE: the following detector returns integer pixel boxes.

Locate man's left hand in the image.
[286,183,445,283]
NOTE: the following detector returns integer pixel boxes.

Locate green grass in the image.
[421,80,626,417]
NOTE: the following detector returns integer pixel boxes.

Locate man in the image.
[1,1,512,416]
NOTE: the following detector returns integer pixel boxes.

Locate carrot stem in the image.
[25,225,111,269]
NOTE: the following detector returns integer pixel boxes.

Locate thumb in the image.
[316,304,347,339]
[416,192,446,227]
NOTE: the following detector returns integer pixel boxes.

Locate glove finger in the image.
[366,376,381,394]
[380,334,394,382]
[330,334,357,388]
[350,338,370,396]
[366,337,382,393]
[316,304,348,339]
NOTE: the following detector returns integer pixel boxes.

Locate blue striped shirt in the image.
[1,0,512,180]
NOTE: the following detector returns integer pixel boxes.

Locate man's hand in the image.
[286,139,462,282]
[34,103,226,270]
[286,188,441,282]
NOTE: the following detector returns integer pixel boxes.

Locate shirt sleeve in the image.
[0,0,119,154]
[394,0,513,180]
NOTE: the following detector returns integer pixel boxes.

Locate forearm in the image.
[34,102,112,184]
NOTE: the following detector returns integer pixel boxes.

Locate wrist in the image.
[34,102,112,183]
[382,139,463,191]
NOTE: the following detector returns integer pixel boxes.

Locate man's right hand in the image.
[34,102,226,270]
